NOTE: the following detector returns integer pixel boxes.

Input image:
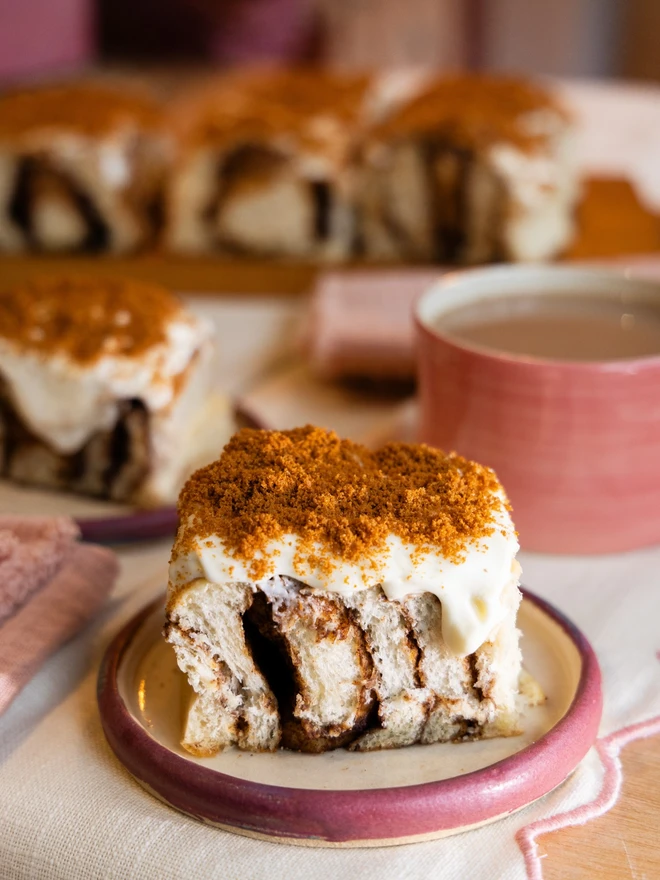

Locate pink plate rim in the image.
[77,506,178,544]
[76,402,264,544]
[97,589,603,845]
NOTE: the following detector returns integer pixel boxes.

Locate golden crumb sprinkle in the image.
[0,83,164,138]
[0,276,183,363]
[372,74,568,151]
[174,426,506,579]
[172,68,370,155]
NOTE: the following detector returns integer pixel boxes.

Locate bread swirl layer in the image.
[165,574,526,755]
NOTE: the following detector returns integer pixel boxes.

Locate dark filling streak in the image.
[126,136,162,247]
[378,142,437,257]
[452,715,482,741]
[0,391,148,500]
[8,157,34,239]
[351,206,366,257]
[310,181,331,241]
[222,144,283,179]
[69,445,88,484]
[202,151,234,237]
[103,398,150,495]
[0,395,15,476]
[8,156,109,252]
[145,190,165,245]
[489,174,508,263]
[427,142,470,262]
[104,402,133,490]
[244,592,359,753]
[378,159,423,257]
[244,587,378,752]
[243,593,296,717]
[468,653,484,702]
[381,210,417,256]
[74,185,110,252]
[0,394,72,485]
[399,603,425,690]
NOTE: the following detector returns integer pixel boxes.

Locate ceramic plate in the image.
[0,400,260,544]
[0,480,178,543]
[98,589,602,847]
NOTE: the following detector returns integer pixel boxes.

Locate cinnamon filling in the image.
[8,156,109,252]
[429,142,470,262]
[377,141,505,263]
[216,581,491,752]
[242,584,376,752]
[210,145,333,251]
[310,180,331,241]
[242,594,301,745]
[0,392,151,501]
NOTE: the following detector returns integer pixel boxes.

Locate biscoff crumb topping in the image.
[372,74,569,151]
[174,426,506,580]
[172,68,370,157]
[0,277,183,364]
[0,83,164,138]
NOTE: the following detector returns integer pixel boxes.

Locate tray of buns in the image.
[0,71,657,293]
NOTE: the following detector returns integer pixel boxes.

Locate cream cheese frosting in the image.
[0,312,210,455]
[169,426,522,656]
[169,500,520,657]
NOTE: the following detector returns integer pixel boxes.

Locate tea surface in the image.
[437,292,660,360]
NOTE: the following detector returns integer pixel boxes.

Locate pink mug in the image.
[415,265,660,554]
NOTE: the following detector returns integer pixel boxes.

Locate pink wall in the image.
[0,0,94,82]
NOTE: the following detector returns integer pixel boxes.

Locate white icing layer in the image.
[486,121,579,261]
[170,498,521,657]
[0,311,211,454]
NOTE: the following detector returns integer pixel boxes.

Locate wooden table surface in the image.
[544,733,660,879]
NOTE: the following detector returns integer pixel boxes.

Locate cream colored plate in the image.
[98,590,602,845]
[123,596,576,789]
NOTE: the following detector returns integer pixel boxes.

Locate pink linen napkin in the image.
[303,269,442,381]
[0,516,119,716]
[304,258,660,381]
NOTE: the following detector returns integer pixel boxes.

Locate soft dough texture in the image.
[165,574,529,755]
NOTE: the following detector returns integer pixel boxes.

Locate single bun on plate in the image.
[166,425,540,755]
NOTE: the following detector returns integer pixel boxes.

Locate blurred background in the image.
[0,0,658,85]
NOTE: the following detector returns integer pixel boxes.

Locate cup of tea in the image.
[414,265,660,554]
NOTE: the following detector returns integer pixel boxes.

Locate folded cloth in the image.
[303,269,442,381]
[304,258,660,381]
[0,517,80,625]
[0,517,119,716]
